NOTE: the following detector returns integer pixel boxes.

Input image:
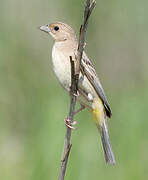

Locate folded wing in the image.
[80,52,112,118]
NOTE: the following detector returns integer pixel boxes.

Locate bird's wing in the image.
[80,52,112,118]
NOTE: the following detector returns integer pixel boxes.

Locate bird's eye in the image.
[54,26,59,31]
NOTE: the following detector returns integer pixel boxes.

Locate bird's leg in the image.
[64,105,85,129]
[64,118,77,130]
[68,86,79,97]
[69,90,79,97]
[74,104,85,115]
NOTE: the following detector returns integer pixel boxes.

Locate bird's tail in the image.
[92,98,115,164]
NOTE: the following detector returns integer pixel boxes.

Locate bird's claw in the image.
[64,118,77,130]
[71,91,79,97]
[73,91,79,97]
[68,87,79,97]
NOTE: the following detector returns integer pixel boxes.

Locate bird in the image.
[39,22,115,164]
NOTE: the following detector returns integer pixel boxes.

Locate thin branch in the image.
[58,57,77,180]
[58,1,96,180]
[76,0,96,75]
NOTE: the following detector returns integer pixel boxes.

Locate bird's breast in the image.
[52,45,72,90]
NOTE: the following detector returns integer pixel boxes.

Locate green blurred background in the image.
[0,0,148,179]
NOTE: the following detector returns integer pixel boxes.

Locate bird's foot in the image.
[71,91,79,97]
[64,118,77,130]
[68,88,79,97]
[73,91,79,97]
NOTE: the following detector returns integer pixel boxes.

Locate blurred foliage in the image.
[0,0,148,179]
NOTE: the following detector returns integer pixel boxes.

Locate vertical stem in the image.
[58,1,96,179]
[58,58,77,180]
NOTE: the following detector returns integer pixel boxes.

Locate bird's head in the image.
[40,22,76,42]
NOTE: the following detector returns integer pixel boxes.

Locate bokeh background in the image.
[0,0,148,179]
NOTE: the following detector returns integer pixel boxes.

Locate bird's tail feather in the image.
[96,120,115,164]
[92,98,115,164]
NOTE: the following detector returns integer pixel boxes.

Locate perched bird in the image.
[40,22,115,164]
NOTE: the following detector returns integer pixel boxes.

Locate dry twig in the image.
[58,1,96,180]
[58,57,77,180]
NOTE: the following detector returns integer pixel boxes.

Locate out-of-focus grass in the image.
[0,0,148,179]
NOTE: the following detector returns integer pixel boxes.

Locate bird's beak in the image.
[39,25,50,33]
